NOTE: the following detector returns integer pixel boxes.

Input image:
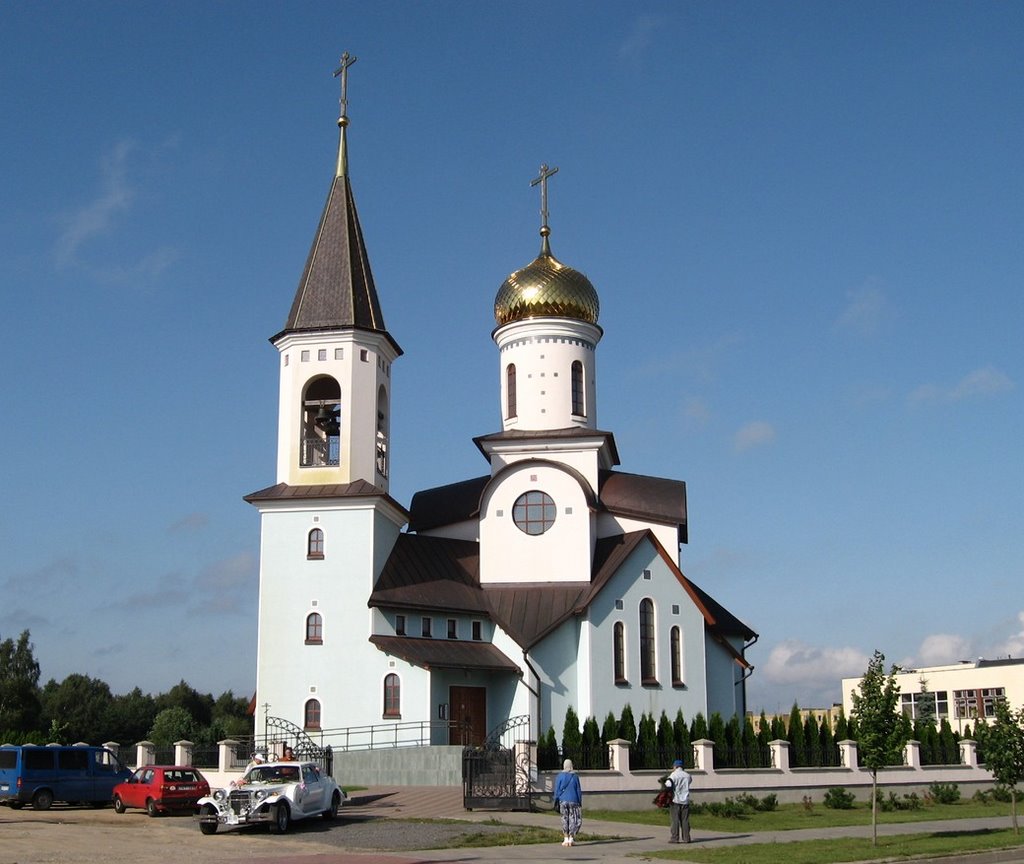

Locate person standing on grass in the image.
[552,758,583,846]
[665,758,692,844]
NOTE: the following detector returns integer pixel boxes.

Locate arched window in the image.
[301,377,341,467]
[671,626,683,686]
[304,699,321,730]
[307,528,324,559]
[506,364,517,419]
[376,384,389,477]
[383,673,401,718]
[305,613,323,644]
[571,360,585,416]
[613,622,627,685]
[639,598,657,684]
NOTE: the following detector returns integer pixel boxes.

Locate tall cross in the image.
[334,52,357,119]
[530,163,559,237]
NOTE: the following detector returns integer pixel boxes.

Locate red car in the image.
[112,766,210,816]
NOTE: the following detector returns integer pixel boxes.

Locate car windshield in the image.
[244,766,301,784]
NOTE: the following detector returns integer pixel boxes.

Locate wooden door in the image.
[449,686,487,745]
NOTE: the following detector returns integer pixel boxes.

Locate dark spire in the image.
[274,55,401,355]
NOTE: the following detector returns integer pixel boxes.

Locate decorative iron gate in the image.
[462,714,534,811]
[262,715,333,777]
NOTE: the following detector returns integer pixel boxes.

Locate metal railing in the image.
[296,719,470,752]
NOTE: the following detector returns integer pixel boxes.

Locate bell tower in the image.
[271,52,402,492]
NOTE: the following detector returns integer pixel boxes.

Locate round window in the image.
[512,491,556,535]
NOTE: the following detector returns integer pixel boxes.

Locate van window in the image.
[0,751,15,769]
[24,750,54,771]
[58,750,89,771]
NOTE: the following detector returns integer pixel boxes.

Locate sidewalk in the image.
[350,786,1024,864]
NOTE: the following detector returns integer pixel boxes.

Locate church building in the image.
[247,62,757,749]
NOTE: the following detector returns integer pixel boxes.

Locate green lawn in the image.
[585,799,1014,833]
[646,829,1024,864]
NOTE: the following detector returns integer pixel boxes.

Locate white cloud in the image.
[748,640,870,710]
[994,611,1024,658]
[734,420,775,451]
[619,15,660,61]
[914,633,972,666]
[908,365,1014,407]
[837,282,889,336]
[53,139,178,287]
[55,139,136,268]
[191,552,257,616]
[683,396,711,425]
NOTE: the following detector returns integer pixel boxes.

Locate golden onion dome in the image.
[494,240,600,327]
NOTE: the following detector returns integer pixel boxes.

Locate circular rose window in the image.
[512,490,556,535]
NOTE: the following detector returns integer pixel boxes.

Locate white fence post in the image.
[769,739,790,771]
[692,739,715,772]
[607,738,631,773]
[174,739,194,766]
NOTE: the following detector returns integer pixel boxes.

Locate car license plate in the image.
[0,784,8,792]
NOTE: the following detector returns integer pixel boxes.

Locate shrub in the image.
[928,782,960,804]
[691,797,749,819]
[824,786,856,809]
[734,792,778,812]
[876,789,923,811]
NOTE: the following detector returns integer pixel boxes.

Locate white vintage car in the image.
[197,761,345,834]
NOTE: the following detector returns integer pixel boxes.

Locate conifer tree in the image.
[787,704,806,767]
[538,726,559,770]
[673,710,691,767]
[938,718,958,765]
[757,711,771,766]
[602,711,619,746]
[656,711,673,766]
[637,712,658,769]
[834,707,849,742]
[562,706,583,767]
[741,713,757,767]
[581,715,602,768]
[691,712,708,742]
[804,713,822,767]
[820,711,837,766]
[618,704,637,745]
[770,714,786,741]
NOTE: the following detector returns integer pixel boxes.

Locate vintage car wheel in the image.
[269,802,290,834]
[323,791,341,820]
[198,804,218,835]
[146,798,160,817]
[32,789,54,811]
[113,795,127,814]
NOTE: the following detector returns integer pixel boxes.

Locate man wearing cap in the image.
[664,758,692,844]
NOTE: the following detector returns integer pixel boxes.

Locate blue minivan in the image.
[0,745,132,810]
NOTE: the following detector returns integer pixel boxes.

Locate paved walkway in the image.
[341,786,1024,864]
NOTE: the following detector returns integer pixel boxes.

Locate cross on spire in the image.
[334,52,357,120]
[530,164,559,244]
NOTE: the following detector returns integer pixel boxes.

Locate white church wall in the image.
[595,512,679,564]
[590,539,708,723]
[530,618,584,735]
[704,635,745,720]
[494,318,601,432]
[479,461,593,583]
[255,502,397,735]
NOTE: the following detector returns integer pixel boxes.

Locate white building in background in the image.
[842,657,1024,733]
[247,69,756,749]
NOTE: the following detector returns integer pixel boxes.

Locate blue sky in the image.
[1,1,1021,715]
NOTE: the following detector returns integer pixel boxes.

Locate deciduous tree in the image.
[977,699,1024,834]
[851,650,908,845]
[0,630,41,734]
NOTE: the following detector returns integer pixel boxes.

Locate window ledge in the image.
[383,712,401,720]
[615,677,629,687]
[307,554,324,561]
[641,677,660,687]
[305,639,323,646]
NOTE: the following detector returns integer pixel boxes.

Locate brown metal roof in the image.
[408,476,489,533]
[369,635,521,673]
[367,528,755,657]
[370,535,485,614]
[243,482,409,518]
[598,470,688,543]
[473,427,620,466]
[271,174,401,355]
